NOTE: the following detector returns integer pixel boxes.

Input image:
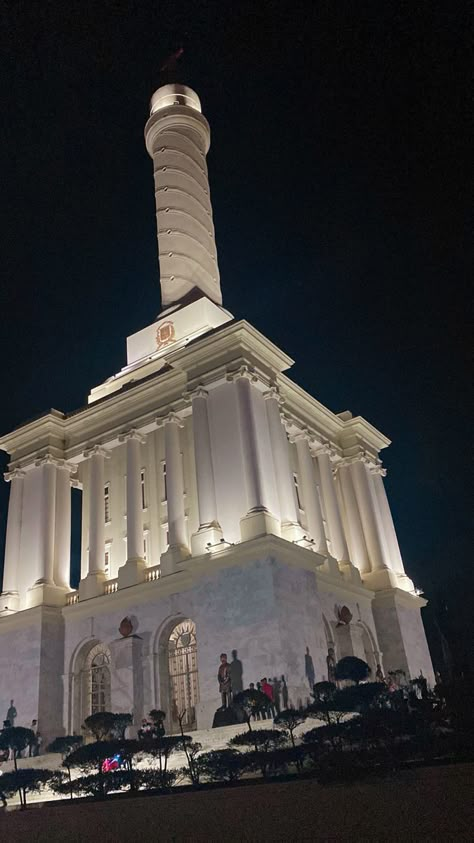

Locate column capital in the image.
[226,364,257,384]
[83,444,111,460]
[370,465,387,477]
[263,386,284,405]
[188,385,209,401]
[4,467,26,482]
[157,410,184,429]
[34,454,78,473]
[118,429,146,445]
[289,427,311,445]
[311,442,334,459]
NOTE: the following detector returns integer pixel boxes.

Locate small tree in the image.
[233,689,269,731]
[230,728,287,778]
[64,740,118,798]
[0,768,51,808]
[0,727,35,807]
[139,735,187,789]
[198,749,246,784]
[47,735,83,759]
[83,712,132,741]
[274,709,307,771]
[335,656,371,685]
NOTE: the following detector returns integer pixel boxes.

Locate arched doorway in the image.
[167,619,199,732]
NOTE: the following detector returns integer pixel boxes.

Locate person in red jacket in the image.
[261,677,276,718]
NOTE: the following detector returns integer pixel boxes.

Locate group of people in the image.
[248,677,288,719]
[218,653,289,718]
[0,700,42,760]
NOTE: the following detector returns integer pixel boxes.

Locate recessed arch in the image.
[156,617,200,732]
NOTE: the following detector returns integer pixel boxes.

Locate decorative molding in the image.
[34,454,78,473]
[4,468,26,482]
[263,386,284,406]
[156,410,184,429]
[83,445,111,461]
[226,364,258,384]
[118,429,147,445]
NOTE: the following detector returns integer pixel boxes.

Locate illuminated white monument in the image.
[0,83,434,741]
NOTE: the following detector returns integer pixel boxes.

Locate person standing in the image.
[218,653,232,709]
[29,720,38,757]
[261,678,276,718]
[281,675,289,710]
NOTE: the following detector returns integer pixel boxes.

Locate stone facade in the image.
[0,83,434,742]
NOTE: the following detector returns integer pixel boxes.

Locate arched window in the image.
[83,644,111,719]
[168,620,199,731]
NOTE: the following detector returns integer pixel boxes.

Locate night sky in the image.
[0,3,471,670]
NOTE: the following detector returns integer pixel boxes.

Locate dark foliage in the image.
[335,656,371,684]
[47,735,83,758]
[0,767,51,807]
[84,712,132,741]
[0,727,35,769]
[233,689,270,729]
[197,749,247,783]
[230,728,288,777]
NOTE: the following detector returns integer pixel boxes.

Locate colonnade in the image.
[1,379,407,608]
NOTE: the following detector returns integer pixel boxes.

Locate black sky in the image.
[0,2,471,669]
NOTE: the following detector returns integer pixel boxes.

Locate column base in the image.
[0,591,20,614]
[322,555,342,578]
[240,509,281,542]
[372,588,434,685]
[363,568,414,593]
[281,521,305,542]
[160,544,191,576]
[339,562,363,586]
[191,524,224,556]
[26,582,71,608]
[118,558,147,589]
[78,571,107,601]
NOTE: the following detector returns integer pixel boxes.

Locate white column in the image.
[349,458,390,572]
[35,455,57,585]
[85,446,108,575]
[190,388,223,554]
[313,445,349,562]
[163,412,189,556]
[233,369,279,541]
[264,388,301,539]
[370,466,405,575]
[79,446,110,599]
[54,463,75,588]
[337,464,371,574]
[1,468,25,602]
[292,432,328,555]
[235,371,266,513]
[120,430,146,563]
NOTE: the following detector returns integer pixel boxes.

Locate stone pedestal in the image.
[372,589,434,685]
[118,559,147,589]
[363,568,414,593]
[0,591,20,613]
[321,555,341,578]
[26,583,70,608]
[160,544,191,576]
[240,510,280,542]
[339,562,363,586]
[191,524,224,556]
[78,571,106,601]
[110,636,144,725]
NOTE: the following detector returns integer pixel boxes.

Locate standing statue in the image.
[326,648,336,684]
[218,653,232,709]
[305,646,315,690]
[375,664,385,682]
[6,699,17,727]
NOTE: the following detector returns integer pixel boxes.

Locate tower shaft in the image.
[145,84,222,310]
